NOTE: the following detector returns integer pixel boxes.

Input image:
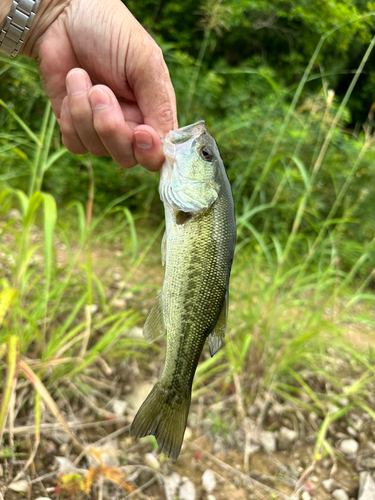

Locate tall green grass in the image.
[0,22,374,477]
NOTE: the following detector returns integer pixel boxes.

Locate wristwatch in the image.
[0,0,41,58]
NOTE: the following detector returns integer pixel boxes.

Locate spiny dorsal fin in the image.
[208,292,228,356]
[143,293,166,343]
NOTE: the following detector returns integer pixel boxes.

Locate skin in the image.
[0,0,178,171]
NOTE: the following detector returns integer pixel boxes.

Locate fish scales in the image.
[130,121,236,461]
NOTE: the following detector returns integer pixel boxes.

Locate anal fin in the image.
[143,293,166,343]
[208,292,228,356]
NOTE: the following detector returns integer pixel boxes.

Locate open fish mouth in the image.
[161,121,206,162]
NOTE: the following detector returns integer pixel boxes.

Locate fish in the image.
[130,120,236,461]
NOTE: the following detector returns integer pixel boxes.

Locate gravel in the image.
[331,489,349,500]
[339,439,359,455]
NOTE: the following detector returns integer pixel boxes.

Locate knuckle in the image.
[93,118,119,139]
[156,101,174,125]
[88,146,108,157]
[69,105,91,126]
[62,135,87,155]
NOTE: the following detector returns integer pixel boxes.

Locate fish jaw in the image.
[159,121,220,214]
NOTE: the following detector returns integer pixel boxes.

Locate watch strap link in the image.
[0,0,41,58]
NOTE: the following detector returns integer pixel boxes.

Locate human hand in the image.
[21,0,177,171]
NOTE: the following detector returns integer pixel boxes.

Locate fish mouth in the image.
[161,120,206,162]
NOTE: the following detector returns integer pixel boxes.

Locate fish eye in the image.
[199,146,214,161]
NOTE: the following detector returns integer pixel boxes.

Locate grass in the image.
[0,29,375,498]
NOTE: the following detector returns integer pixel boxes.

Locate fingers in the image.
[60,69,164,170]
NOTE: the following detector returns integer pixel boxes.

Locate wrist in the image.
[0,0,13,27]
[20,0,70,57]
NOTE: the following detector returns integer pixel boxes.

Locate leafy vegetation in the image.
[0,0,375,496]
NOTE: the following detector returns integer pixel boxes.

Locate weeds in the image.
[0,21,375,499]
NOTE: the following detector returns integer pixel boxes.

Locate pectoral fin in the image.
[208,292,228,356]
[143,293,166,343]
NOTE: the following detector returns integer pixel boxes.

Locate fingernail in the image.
[134,131,153,149]
[67,70,88,96]
[89,88,111,110]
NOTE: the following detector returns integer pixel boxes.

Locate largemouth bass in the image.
[130,121,236,461]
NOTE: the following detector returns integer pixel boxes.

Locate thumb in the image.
[129,33,177,137]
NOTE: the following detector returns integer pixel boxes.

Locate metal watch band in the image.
[0,0,41,58]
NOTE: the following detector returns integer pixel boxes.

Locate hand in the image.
[21,0,177,171]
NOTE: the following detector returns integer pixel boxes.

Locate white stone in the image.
[112,398,127,416]
[259,431,277,453]
[164,472,181,499]
[301,492,311,500]
[55,456,76,473]
[8,480,29,493]
[339,438,359,455]
[179,479,196,500]
[359,472,375,500]
[338,397,350,407]
[90,304,98,314]
[346,426,357,437]
[144,453,160,470]
[207,496,216,500]
[278,426,298,450]
[113,273,122,281]
[113,298,126,308]
[202,469,216,493]
[322,478,336,493]
[127,326,144,339]
[332,489,349,500]
[87,444,118,467]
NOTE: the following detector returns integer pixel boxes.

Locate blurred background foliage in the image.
[1,0,375,278]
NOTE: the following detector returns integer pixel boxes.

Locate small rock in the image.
[55,456,76,473]
[113,272,122,281]
[202,469,216,493]
[184,427,193,441]
[164,472,181,499]
[179,479,196,500]
[8,208,22,220]
[352,417,364,431]
[358,472,375,500]
[207,496,216,500]
[278,426,298,450]
[338,397,350,407]
[339,439,359,455]
[127,326,144,339]
[113,298,126,308]
[87,444,118,467]
[332,489,349,500]
[112,398,127,416]
[144,453,160,470]
[346,426,357,437]
[259,431,276,453]
[58,443,68,455]
[322,478,337,493]
[362,457,375,469]
[90,304,98,314]
[301,492,311,500]
[8,480,29,493]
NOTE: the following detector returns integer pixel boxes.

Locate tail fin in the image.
[130,383,190,461]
